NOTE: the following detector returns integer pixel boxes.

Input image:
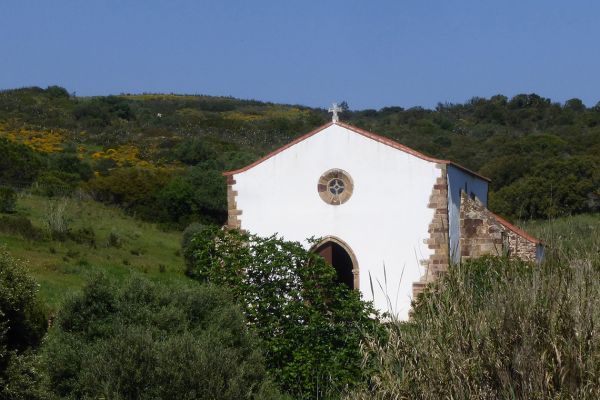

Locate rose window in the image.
[318,169,353,205]
[328,178,345,195]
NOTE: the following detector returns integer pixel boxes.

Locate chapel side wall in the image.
[447,165,489,264]
[459,192,538,263]
[412,163,449,297]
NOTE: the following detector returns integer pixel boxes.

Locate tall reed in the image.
[348,223,600,399]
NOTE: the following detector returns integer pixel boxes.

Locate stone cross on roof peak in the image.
[328,103,342,123]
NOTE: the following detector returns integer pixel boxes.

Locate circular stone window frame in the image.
[317,169,354,205]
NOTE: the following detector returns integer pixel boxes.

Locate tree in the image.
[172,138,214,165]
[45,85,69,98]
[85,167,172,219]
[157,166,227,226]
[43,274,280,399]
[564,98,585,112]
[490,156,599,219]
[0,187,17,213]
[0,139,45,187]
[49,153,94,181]
[184,227,382,399]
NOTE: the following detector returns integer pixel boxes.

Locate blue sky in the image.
[1,1,599,109]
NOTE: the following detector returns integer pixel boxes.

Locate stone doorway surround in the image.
[311,236,360,290]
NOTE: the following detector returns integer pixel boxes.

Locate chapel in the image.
[223,109,543,319]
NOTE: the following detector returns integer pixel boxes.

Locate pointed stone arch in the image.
[311,236,359,290]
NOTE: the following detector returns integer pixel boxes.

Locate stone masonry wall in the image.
[459,191,538,263]
[226,175,242,229]
[413,164,449,297]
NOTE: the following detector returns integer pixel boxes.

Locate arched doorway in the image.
[312,237,359,289]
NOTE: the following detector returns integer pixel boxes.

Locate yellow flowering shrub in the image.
[91,144,179,171]
[91,145,142,167]
[0,125,65,153]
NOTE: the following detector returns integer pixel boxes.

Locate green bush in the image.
[181,222,206,249]
[491,156,599,219]
[157,166,227,226]
[181,222,207,269]
[0,215,46,241]
[348,256,600,400]
[73,96,133,127]
[0,250,48,397]
[0,250,47,353]
[85,167,172,220]
[184,228,382,399]
[33,171,80,197]
[0,186,17,213]
[2,352,50,399]
[0,138,45,187]
[49,153,94,181]
[69,226,96,248]
[45,85,69,98]
[105,230,122,248]
[171,138,215,165]
[43,274,280,399]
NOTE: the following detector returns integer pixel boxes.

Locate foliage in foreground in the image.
[43,275,280,400]
[184,227,382,399]
[348,255,600,400]
[0,249,48,399]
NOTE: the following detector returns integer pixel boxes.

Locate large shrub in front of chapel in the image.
[184,227,383,399]
[43,274,279,400]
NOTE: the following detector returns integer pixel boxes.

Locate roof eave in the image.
[222,122,334,176]
[491,212,542,245]
[223,121,491,183]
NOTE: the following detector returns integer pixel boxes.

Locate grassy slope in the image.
[0,193,187,311]
[1,193,596,312]
[521,213,600,257]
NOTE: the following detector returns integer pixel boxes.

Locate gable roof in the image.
[223,121,491,182]
[491,212,542,244]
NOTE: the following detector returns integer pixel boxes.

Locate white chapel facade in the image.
[224,118,542,319]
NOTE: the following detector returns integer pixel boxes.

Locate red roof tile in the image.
[491,212,542,244]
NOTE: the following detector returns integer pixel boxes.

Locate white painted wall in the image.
[232,124,440,320]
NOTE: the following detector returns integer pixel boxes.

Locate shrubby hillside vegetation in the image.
[1,86,598,224]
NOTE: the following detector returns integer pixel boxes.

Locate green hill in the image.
[1,86,598,223]
[0,193,185,310]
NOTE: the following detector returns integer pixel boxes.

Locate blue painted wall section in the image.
[447,165,489,264]
[536,243,545,264]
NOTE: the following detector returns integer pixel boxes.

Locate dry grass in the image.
[348,215,600,399]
